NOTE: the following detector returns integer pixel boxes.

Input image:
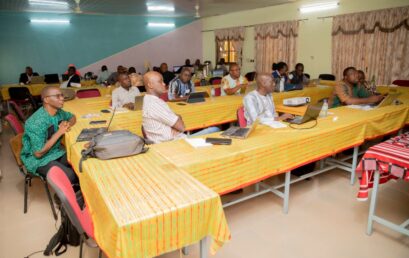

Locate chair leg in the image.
[98,248,102,258]
[44,181,58,220]
[24,176,29,214]
[79,237,84,258]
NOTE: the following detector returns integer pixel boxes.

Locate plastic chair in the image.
[8,100,27,122]
[76,89,101,99]
[392,80,409,87]
[9,134,57,220]
[159,92,169,102]
[318,74,336,81]
[209,77,222,85]
[245,72,256,81]
[47,166,102,258]
[237,107,247,128]
[4,113,24,135]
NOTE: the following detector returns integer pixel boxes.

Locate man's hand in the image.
[278,113,294,121]
[123,103,135,110]
[57,121,71,136]
[368,95,384,103]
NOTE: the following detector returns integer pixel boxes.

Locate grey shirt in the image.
[243,90,277,125]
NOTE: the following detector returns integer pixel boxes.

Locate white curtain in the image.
[215,27,245,65]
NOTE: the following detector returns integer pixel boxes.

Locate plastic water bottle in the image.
[210,86,215,97]
[279,77,285,92]
[320,99,328,117]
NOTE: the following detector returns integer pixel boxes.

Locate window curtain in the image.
[254,21,299,74]
[215,27,245,65]
[332,6,409,84]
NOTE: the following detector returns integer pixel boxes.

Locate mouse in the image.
[101,109,111,113]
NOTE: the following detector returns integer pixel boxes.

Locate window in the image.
[217,40,239,64]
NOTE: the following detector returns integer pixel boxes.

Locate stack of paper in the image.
[184,138,213,148]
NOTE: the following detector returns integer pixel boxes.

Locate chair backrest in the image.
[237,106,247,128]
[392,80,409,87]
[76,89,101,99]
[214,87,221,97]
[159,92,169,102]
[5,113,24,135]
[318,74,336,81]
[245,72,256,82]
[9,133,23,167]
[8,100,26,122]
[47,166,94,239]
[304,73,311,79]
[209,77,222,85]
[8,87,31,101]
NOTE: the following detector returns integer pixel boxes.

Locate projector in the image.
[283,97,311,106]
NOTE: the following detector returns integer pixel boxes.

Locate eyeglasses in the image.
[45,94,65,99]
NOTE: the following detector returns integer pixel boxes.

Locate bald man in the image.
[243,73,293,125]
[21,86,78,184]
[142,71,219,143]
[221,64,248,96]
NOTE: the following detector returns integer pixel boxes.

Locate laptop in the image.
[30,76,45,84]
[375,93,401,108]
[44,73,60,84]
[133,96,144,111]
[287,102,324,125]
[186,92,208,103]
[76,108,116,142]
[212,69,225,77]
[221,119,259,139]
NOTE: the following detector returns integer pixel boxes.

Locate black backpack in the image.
[43,192,83,256]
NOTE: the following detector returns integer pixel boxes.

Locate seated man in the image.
[111,72,141,109]
[142,71,219,144]
[21,86,78,185]
[160,63,175,86]
[221,64,248,96]
[168,67,195,101]
[289,63,309,87]
[357,69,376,94]
[107,65,126,85]
[96,65,110,85]
[63,66,81,88]
[19,66,39,85]
[244,73,293,125]
[330,67,383,108]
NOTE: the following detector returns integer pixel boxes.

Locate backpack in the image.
[79,130,149,172]
[43,191,83,256]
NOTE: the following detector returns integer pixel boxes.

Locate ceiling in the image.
[0,0,297,18]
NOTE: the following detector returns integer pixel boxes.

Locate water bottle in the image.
[210,86,215,97]
[279,77,285,92]
[370,75,376,93]
[320,99,328,117]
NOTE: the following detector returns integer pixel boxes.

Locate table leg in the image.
[350,146,359,185]
[200,237,207,258]
[255,183,260,192]
[283,171,291,214]
[319,159,325,170]
[367,170,380,235]
[182,247,189,255]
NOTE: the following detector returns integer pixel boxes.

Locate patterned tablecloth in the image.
[356,132,409,201]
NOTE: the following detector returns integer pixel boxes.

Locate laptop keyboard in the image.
[231,128,249,136]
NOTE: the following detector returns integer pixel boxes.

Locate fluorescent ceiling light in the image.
[147,22,175,28]
[30,19,70,24]
[147,5,175,12]
[29,0,69,8]
[299,2,339,13]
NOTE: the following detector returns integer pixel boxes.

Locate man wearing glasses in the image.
[21,86,78,185]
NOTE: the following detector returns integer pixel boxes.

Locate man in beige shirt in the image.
[142,71,219,144]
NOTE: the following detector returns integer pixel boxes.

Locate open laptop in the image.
[287,102,324,125]
[186,92,208,103]
[44,73,60,84]
[221,119,259,139]
[212,69,225,77]
[133,96,144,111]
[30,76,45,84]
[375,93,401,108]
[76,108,116,142]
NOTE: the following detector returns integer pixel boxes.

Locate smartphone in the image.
[90,120,107,125]
[205,138,232,145]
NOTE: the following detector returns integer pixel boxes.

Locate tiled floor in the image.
[1,125,408,258]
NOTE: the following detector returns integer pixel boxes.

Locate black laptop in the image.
[44,74,60,84]
[186,92,208,103]
[76,109,116,142]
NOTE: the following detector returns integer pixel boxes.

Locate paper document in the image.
[259,118,287,128]
[185,138,213,148]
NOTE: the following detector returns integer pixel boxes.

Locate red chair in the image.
[237,107,247,128]
[159,92,169,102]
[47,166,102,258]
[214,87,221,97]
[392,80,409,87]
[209,77,222,85]
[5,113,24,135]
[8,100,27,122]
[76,89,101,99]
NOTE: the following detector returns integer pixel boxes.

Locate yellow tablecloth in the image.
[64,120,231,258]
[151,104,409,195]
[0,81,110,100]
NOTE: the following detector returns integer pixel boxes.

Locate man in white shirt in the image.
[221,64,248,96]
[111,73,141,109]
[142,71,219,144]
[243,73,293,125]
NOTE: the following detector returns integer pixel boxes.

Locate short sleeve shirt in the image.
[243,90,277,125]
[221,74,248,96]
[111,86,141,108]
[21,107,73,174]
[331,82,371,108]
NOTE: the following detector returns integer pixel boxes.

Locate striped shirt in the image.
[142,94,186,143]
[168,77,195,100]
[243,90,277,125]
